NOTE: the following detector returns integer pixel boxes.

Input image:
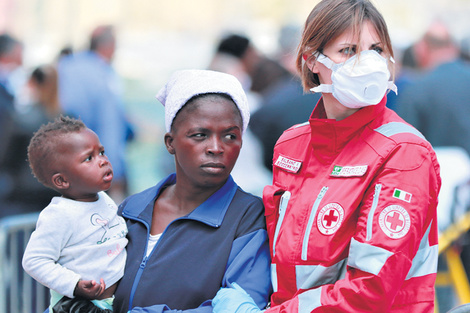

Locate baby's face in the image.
[55,128,113,201]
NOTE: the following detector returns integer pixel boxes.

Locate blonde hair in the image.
[29,65,61,118]
[296,0,394,91]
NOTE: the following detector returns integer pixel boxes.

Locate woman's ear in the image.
[52,173,69,190]
[164,132,175,155]
[305,54,319,73]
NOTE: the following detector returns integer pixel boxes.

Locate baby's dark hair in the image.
[27,115,86,187]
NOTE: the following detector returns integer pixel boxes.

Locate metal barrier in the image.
[0,212,49,313]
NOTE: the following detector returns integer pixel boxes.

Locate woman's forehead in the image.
[186,95,239,115]
[174,96,242,128]
[331,20,381,47]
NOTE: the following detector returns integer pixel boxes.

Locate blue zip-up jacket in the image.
[113,174,272,313]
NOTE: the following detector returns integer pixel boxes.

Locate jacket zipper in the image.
[302,186,328,261]
[124,212,189,311]
[272,191,291,257]
[128,256,148,311]
[366,184,382,241]
[122,212,153,312]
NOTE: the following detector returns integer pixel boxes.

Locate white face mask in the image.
[310,50,397,109]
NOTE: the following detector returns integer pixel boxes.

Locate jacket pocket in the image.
[302,186,328,261]
[263,185,288,256]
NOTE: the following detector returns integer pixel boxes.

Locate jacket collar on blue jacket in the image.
[121,173,238,228]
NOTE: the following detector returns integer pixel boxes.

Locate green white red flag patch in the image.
[393,188,412,203]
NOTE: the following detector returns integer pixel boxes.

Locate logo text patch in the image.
[274,155,302,173]
[331,165,368,177]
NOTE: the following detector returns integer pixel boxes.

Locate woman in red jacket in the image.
[212,0,441,312]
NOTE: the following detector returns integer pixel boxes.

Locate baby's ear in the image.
[52,173,69,190]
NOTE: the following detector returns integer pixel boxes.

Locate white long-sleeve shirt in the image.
[22,191,128,298]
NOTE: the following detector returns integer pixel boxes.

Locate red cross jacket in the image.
[263,97,441,312]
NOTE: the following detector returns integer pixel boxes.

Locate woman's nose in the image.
[207,137,224,155]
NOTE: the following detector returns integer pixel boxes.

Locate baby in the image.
[22,115,128,313]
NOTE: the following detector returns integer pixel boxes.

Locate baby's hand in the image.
[74,278,106,299]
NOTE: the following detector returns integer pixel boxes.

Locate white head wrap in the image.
[155,69,250,133]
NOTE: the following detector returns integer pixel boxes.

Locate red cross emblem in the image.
[379,205,410,239]
[317,203,344,235]
[323,209,339,227]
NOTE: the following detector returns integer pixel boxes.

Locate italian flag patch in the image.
[393,188,412,203]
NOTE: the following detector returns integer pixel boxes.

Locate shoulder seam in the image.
[276,122,310,145]
[374,121,427,142]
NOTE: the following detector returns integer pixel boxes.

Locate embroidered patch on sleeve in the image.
[330,165,368,177]
[378,205,411,239]
[274,155,302,173]
[393,188,412,203]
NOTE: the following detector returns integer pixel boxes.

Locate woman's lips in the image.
[201,163,225,174]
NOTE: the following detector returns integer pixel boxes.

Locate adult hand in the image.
[212,283,263,313]
[74,278,106,299]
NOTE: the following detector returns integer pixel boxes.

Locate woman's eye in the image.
[341,46,356,56]
[99,150,105,156]
[225,134,237,140]
[191,133,206,139]
[373,46,384,54]
[85,156,92,162]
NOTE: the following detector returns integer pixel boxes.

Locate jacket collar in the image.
[122,173,238,228]
[308,96,387,163]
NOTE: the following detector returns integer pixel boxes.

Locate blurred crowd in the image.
[2,18,470,219]
[0,18,469,207]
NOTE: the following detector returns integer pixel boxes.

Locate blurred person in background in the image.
[0,64,63,219]
[0,33,29,109]
[0,33,23,110]
[208,35,253,95]
[22,65,62,125]
[0,33,22,151]
[0,34,20,201]
[208,33,272,196]
[213,34,292,98]
[58,24,134,203]
[461,35,470,62]
[396,20,470,156]
[0,33,41,218]
[387,21,457,113]
[249,25,321,171]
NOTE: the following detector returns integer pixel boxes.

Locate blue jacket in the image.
[113,174,272,313]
